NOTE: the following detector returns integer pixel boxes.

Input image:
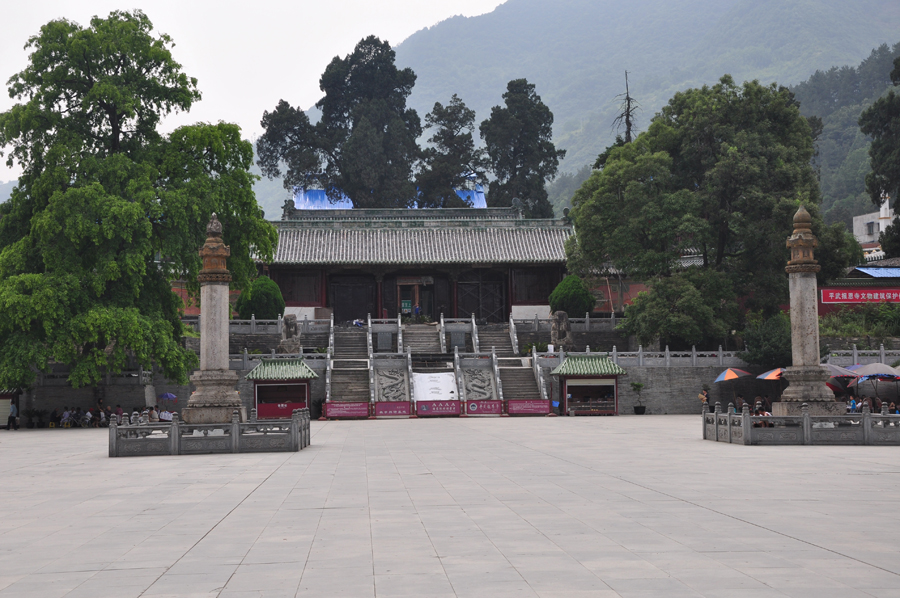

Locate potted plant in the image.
[631,382,646,414]
[34,409,49,428]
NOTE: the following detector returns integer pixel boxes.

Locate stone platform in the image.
[2,416,900,597]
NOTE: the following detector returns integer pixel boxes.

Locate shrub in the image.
[236,276,285,320]
[548,275,595,316]
[738,311,792,369]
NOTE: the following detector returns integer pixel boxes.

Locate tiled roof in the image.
[851,267,900,278]
[550,356,627,376]
[246,359,318,381]
[273,223,572,265]
[0,389,19,396]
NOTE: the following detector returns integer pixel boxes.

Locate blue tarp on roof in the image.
[292,186,487,210]
[855,268,900,278]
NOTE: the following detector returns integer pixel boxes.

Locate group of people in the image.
[847,396,900,414]
[48,403,175,427]
[698,390,772,415]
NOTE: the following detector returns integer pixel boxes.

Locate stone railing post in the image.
[801,403,811,445]
[741,404,751,445]
[852,344,858,364]
[250,314,256,334]
[231,410,241,453]
[303,315,310,334]
[638,345,643,366]
[612,345,617,364]
[863,401,871,445]
[585,312,590,332]
[714,402,721,442]
[243,348,249,370]
[533,314,539,332]
[691,345,697,366]
[611,311,616,327]
[718,345,724,366]
[880,343,886,364]
[108,420,117,457]
[665,345,670,367]
[291,410,300,451]
[250,408,258,424]
[278,314,283,335]
[585,345,590,354]
[170,413,181,455]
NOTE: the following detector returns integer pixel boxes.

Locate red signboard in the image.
[822,288,900,304]
[257,401,306,419]
[416,400,461,416]
[375,402,410,417]
[326,402,370,418]
[466,400,502,415]
[508,399,550,415]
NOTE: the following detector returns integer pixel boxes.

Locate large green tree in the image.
[480,79,565,218]
[860,56,900,256]
[0,11,277,390]
[258,36,421,208]
[416,94,487,208]
[571,76,860,318]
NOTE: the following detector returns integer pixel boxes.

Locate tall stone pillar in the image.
[775,206,841,415]
[181,214,244,424]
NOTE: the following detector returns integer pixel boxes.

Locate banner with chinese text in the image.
[821,288,900,304]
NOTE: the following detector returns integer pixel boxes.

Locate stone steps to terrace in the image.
[403,325,442,353]
[478,328,517,357]
[499,367,541,401]
[332,329,369,401]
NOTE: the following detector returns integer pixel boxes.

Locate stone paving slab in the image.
[0,416,898,597]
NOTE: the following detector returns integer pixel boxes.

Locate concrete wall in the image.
[518,330,636,353]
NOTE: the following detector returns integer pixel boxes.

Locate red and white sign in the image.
[375,402,410,417]
[326,402,370,418]
[821,288,900,304]
[508,400,550,415]
[466,400,502,415]
[257,401,306,419]
[416,401,460,416]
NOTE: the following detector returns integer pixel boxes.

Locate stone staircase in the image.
[403,325,442,354]
[331,329,369,402]
[478,327,517,357]
[300,332,330,352]
[498,358,542,401]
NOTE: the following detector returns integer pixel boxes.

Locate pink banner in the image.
[416,400,461,416]
[822,288,900,304]
[326,402,370,418]
[375,402,410,417]
[508,400,550,415]
[466,400,502,415]
[257,401,306,419]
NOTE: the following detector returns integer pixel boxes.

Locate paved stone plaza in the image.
[1,416,898,598]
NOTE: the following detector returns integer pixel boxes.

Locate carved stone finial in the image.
[207,213,223,237]
[786,205,820,274]
[198,213,232,284]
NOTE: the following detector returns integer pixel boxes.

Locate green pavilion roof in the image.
[550,355,627,376]
[246,359,318,381]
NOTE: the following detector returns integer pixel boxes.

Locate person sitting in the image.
[148,406,159,423]
[84,409,93,426]
[49,408,60,426]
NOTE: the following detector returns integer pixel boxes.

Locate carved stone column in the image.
[182,214,244,423]
[775,206,841,415]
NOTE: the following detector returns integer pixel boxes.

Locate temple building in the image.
[266,203,573,323]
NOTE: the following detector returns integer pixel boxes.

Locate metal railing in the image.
[508,312,520,355]
[531,346,548,402]
[367,314,376,405]
[491,348,503,403]
[439,314,447,353]
[453,346,467,404]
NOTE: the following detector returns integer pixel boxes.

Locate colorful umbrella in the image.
[158,392,178,402]
[756,368,784,380]
[714,368,753,383]
[820,363,857,378]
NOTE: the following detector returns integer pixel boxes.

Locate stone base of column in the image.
[182,369,245,424]
[774,365,841,416]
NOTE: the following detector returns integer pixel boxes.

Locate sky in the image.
[0,0,505,182]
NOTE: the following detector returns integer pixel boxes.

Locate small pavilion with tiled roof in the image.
[550,355,627,416]
[245,359,318,419]
[268,206,573,323]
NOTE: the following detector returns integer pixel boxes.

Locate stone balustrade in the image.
[109,408,310,457]
[703,403,900,446]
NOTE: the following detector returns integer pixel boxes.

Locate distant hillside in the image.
[395,0,900,173]
[790,42,900,229]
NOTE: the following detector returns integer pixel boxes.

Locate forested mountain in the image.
[790,42,900,229]
[394,0,900,175]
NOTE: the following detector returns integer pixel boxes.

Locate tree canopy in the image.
[0,10,277,390]
[416,94,487,208]
[569,75,861,346]
[258,36,422,208]
[236,276,285,320]
[480,79,566,218]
